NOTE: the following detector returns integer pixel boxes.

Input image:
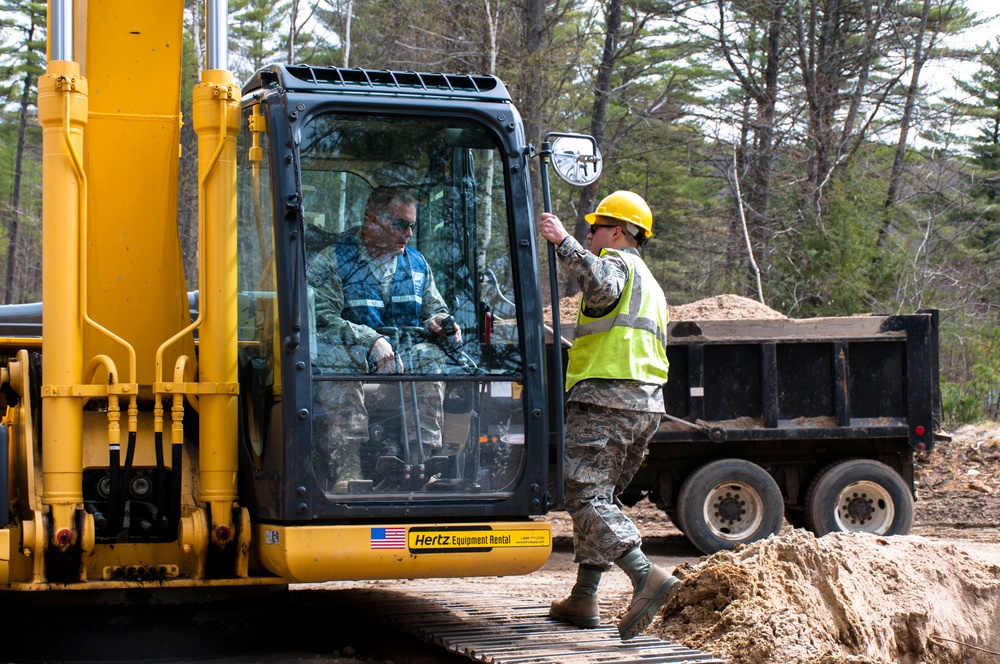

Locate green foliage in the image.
[0,3,45,99]
[749,158,889,317]
[954,39,1000,199]
[0,2,45,303]
[798,181,883,315]
[941,322,1000,426]
[610,124,730,302]
[930,38,1000,424]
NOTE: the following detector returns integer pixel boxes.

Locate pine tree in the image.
[0,1,45,303]
[229,0,286,81]
[956,38,1000,203]
[950,38,1000,305]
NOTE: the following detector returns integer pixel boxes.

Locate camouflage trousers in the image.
[312,341,448,489]
[563,402,661,569]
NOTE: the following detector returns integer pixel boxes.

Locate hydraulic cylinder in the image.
[192,69,241,546]
[37,59,88,552]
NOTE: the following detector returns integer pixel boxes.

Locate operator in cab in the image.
[307,186,461,493]
[538,191,678,640]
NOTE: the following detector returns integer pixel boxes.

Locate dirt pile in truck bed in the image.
[544,293,786,335]
[670,294,786,321]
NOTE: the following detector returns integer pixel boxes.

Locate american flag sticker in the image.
[370,527,406,550]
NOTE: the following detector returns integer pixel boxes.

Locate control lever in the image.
[440,315,460,346]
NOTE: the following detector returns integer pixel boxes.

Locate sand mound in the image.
[654,529,1000,664]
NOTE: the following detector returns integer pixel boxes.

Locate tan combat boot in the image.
[618,565,680,640]
[549,594,601,628]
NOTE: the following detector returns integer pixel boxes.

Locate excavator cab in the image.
[236,66,552,525]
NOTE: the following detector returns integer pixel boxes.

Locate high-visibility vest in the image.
[565,249,669,391]
[334,240,428,329]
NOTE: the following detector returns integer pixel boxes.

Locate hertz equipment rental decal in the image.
[407,526,550,553]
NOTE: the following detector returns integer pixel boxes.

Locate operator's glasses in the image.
[382,215,416,232]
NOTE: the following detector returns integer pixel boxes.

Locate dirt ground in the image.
[345,424,1000,664]
[183,421,1000,664]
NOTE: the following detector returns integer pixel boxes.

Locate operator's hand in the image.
[539,212,569,246]
[369,336,403,373]
[429,315,462,343]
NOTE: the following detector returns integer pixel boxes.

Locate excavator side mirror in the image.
[547,134,602,186]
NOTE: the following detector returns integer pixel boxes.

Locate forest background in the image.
[1,0,999,426]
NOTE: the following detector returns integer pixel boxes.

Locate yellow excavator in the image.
[0,0,601,608]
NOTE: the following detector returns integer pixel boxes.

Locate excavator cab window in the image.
[298,113,524,499]
[236,106,278,467]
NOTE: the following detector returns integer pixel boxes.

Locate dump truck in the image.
[615,309,942,555]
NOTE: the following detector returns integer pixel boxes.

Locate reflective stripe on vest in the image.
[565,249,669,391]
[334,240,427,329]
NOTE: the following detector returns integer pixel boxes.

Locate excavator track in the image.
[322,588,724,663]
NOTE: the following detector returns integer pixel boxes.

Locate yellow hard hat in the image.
[584,190,653,238]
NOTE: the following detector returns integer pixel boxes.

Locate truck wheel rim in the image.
[702,482,764,540]
[833,480,894,533]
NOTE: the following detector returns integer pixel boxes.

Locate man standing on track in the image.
[539,190,679,640]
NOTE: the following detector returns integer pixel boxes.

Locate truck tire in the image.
[676,459,784,555]
[804,459,914,537]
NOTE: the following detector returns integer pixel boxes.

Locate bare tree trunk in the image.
[744,0,783,295]
[4,56,36,304]
[879,0,932,247]
[288,0,299,62]
[835,0,885,165]
[483,0,498,74]
[726,95,753,291]
[793,0,839,210]
[521,0,544,210]
[561,0,622,297]
[718,0,785,296]
[793,0,892,216]
[192,0,205,75]
[179,0,203,288]
[342,0,353,67]
[575,0,621,232]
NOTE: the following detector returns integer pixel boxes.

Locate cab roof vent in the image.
[244,64,509,102]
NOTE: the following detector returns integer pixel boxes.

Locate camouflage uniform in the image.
[555,235,666,569]
[307,226,452,488]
